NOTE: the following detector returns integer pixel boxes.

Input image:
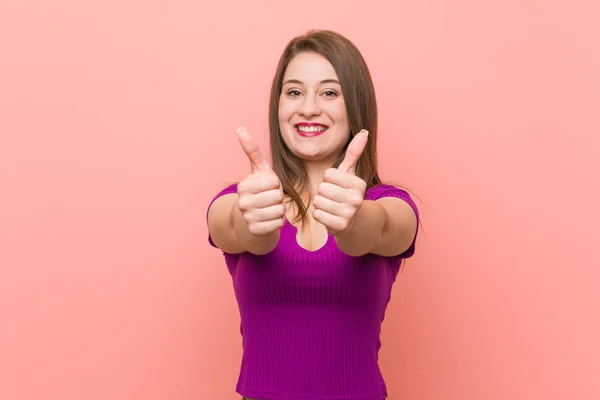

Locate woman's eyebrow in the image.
[283,79,340,85]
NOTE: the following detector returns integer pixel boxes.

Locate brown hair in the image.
[269,30,382,226]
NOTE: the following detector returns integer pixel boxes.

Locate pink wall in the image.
[1,1,598,399]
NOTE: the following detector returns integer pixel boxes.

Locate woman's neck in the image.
[304,159,335,195]
[283,157,341,227]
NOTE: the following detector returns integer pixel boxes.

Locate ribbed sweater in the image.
[207,183,419,400]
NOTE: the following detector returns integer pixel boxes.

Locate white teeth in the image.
[297,126,326,132]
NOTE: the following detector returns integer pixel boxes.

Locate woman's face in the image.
[278,52,350,165]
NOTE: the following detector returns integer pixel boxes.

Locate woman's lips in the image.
[295,123,328,137]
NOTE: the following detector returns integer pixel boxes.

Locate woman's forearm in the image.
[232,201,281,255]
[334,200,386,256]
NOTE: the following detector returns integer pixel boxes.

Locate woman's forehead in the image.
[283,53,339,84]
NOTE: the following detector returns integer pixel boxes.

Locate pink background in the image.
[1,1,598,399]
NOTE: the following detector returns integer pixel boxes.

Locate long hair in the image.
[269,30,381,226]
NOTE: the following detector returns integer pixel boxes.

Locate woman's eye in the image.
[286,90,301,97]
[323,90,338,97]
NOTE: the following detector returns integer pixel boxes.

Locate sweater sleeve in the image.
[206,183,238,248]
[365,184,420,259]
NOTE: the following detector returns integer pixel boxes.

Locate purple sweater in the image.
[207,183,419,400]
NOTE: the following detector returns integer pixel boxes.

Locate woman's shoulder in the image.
[365,183,411,201]
[207,183,238,216]
[365,182,420,219]
[209,182,238,202]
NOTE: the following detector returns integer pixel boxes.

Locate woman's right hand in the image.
[235,127,286,237]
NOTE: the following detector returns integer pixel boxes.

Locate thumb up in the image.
[235,127,286,236]
[237,126,272,173]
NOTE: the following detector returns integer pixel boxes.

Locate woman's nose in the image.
[298,95,322,117]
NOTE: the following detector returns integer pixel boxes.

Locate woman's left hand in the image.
[312,130,369,236]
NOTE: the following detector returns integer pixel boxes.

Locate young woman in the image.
[207,29,419,400]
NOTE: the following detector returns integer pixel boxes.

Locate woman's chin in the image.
[295,151,338,166]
